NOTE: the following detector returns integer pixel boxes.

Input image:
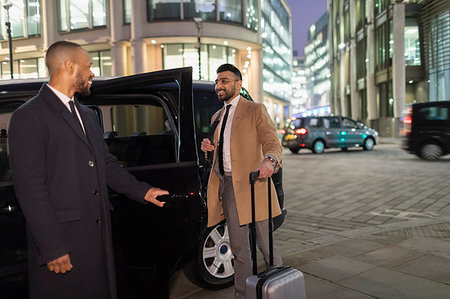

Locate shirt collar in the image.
[224,94,240,108]
[47,84,74,106]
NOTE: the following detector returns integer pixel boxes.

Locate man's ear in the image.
[64,59,74,75]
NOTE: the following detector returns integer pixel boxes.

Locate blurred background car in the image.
[401,101,450,160]
[281,116,379,154]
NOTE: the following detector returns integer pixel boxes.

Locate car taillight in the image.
[401,108,412,136]
[280,129,286,135]
[295,128,308,135]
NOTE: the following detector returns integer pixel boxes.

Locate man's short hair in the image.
[216,64,242,80]
[45,41,81,70]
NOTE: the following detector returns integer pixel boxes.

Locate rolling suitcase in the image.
[246,171,306,299]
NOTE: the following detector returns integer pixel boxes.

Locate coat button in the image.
[96,217,101,224]
[93,190,99,196]
[88,161,95,167]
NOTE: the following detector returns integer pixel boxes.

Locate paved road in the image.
[170,142,450,298]
[278,142,450,257]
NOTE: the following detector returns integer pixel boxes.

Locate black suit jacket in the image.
[9,84,151,299]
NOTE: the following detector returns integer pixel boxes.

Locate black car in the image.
[402,101,450,160]
[0,67,285,298]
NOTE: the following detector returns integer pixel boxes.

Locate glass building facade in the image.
[260,0,292,101]
[0,0,40,39]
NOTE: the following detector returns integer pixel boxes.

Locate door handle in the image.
[1,204,20,214]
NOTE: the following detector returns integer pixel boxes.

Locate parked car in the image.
[281,115,379,154]
[0,67,285,298]
[402,101,450,160]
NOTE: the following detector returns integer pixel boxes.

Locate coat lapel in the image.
[230,97,249,138]
[40,84,92,149]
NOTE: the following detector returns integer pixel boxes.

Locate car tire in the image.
[289,147,300,154]
[363,137,375,151]
[183,222,234,290]
[418,142,443,160]
[312,140,325,154]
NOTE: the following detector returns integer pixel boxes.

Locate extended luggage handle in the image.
[249,170,274,275]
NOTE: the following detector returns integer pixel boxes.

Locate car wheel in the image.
[418,143,443,160]
[289,147,300,154]
[183,223,234,290]
[363,137,375,151]
[312,140,325,154]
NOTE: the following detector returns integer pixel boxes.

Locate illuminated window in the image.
[404,19,421,66]
[58,0,106,31]
[247,0,259,30]
[123,0,131,24]
[218,0,242,24]
[89,50,112,76]
[1,57,46,79]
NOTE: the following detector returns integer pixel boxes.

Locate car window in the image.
[290,118,304,128]
[324,117,340,128]
[194,90,221,135]
[0,110,15,183]
[99,103,177,167]
[417,106,449,121]
[342,118,357,128]
[309,117,321,127]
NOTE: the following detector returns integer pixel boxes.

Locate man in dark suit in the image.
[8,41,169,299]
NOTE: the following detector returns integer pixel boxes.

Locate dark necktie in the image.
[218,104,232,176]
[69,100,84,134]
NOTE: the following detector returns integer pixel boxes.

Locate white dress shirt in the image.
[217,95,240,173]
[47,84,86,133]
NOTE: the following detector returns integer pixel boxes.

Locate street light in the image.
[193,17,202,80]
[3,2,13,79]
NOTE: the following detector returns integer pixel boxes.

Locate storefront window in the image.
[162,43,236,81]
[404,19,421,66]
[218,0,242,24]
[89,50,112,76]
[58,0,106,31]
[183,0,216,21]
[429,9,449,102]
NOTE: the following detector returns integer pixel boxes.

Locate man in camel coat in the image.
[201,64,283,299]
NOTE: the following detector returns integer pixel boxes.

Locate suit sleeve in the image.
[255,104,282,163]
[8,107,68,265]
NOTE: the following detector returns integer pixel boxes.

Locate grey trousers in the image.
[219,174,282,299]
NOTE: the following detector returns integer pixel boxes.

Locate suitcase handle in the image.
[249,171,274,275]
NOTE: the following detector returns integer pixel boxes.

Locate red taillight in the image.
[403,116,412,124]
[295,128,308,135]
[401,108,412,136]
[280,129,286,135]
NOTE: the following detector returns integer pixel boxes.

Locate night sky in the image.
[285,0,328,56]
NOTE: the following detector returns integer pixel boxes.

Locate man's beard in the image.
[75,72,91,96]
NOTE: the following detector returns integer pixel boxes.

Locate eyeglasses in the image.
[214,78,240,86]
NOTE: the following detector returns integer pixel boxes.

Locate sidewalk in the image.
[170,216,450,298]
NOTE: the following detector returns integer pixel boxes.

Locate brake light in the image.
[280,129,286,135]
[401,107,412,136]
[403,116,412,124]
[295,128,308,135]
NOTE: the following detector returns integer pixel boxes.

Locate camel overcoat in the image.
[8,84,151,299]
[207,97,282,227]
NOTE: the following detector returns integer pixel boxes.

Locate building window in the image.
[183,0,216,21]
[374,0,386,17]
[377,81,393,118]
[1,57,46,79]
[148,0,180,20]
[0,0,40,39]
[123,0,131,24]
[375,23,386,71]
[58,0,106,31]
[89,50,112,76]
[162,43,236,81]
[404,18,421,66]
[246,0,258,30]
[218,0,242,24]
[355,0,365,31]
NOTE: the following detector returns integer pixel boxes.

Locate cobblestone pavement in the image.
[277,143,450,257]
[171,142,450,298]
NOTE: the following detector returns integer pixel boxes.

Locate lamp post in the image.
[3,2,13,79]
[193,17,202,80]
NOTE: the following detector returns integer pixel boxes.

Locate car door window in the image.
[342,118,357,128]
[417,106,449,121]
[99,103,177,167]
[309,117,321,127]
